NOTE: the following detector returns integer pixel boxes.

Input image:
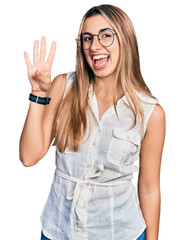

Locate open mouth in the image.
[92,55,109,69]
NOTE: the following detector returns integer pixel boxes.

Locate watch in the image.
[29,93,51,105]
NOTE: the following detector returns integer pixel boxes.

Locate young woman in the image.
[20,4,165,240]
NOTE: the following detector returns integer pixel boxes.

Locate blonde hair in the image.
[52,4,157,152]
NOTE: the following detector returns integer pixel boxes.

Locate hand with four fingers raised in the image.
[24,36,56,94]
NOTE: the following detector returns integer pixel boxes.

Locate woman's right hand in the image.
[24,36,56,94]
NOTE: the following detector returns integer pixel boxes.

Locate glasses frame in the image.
[75,28,117,50]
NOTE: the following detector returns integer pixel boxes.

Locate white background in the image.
[0,0,184,239]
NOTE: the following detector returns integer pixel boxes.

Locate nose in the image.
[90,35,102,51]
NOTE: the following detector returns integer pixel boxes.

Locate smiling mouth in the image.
[92,55,109,68]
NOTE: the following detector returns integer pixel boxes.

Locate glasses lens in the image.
[81,34,92,50]
[99,30,114,47]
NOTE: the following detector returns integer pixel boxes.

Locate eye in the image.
[83,36,92,42]
[102,34,111,38]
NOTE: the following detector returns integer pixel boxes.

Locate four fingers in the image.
[25,37,56,67]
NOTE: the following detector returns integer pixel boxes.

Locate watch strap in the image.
[29,93,51,105]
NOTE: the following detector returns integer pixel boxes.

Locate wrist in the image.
[31,91,48,98]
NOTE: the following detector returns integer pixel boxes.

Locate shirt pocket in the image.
[107,128,141,167]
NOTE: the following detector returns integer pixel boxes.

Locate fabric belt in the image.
[55,164,130,240]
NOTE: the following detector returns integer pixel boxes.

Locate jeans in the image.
[41,230,146,240]
[137,230,146,240]
[41,231,50,240]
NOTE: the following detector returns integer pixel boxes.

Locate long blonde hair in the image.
[52,4,157,152]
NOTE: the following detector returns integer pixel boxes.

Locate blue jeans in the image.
[41,231,50,240]
[41,230,146,239]
[137,230,146,240]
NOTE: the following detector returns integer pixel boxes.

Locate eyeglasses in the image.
[75,28,117,50]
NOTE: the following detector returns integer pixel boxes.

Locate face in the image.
[81,14,120,80]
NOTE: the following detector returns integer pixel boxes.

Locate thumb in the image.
[35,70,41,78]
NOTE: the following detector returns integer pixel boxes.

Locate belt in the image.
[55,164,130,240]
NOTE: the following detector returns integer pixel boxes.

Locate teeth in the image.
[93,55,109,60]
[96,62,106,66]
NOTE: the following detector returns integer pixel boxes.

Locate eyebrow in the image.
[81,28,115,35]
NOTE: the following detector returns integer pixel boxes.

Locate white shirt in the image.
[40,72,158,240]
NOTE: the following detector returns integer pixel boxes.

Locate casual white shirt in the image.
[40,72,158,240]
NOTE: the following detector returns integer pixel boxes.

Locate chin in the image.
[93,69,115,79]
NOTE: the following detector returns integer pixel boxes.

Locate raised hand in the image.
[24,37,56,93]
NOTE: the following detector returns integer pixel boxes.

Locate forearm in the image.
[19,93,47,166]
[139,189,161,240]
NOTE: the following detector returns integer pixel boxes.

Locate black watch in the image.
[29,93,51,105]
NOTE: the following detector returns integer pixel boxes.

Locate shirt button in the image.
[87,163,92,168]
[92,141,96,146]
[127,135,130,139]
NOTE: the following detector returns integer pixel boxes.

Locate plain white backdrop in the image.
[0,0,184,239]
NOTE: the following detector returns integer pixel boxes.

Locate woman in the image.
[20,4,165,240]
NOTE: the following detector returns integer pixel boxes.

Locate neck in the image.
[94,75,124,100]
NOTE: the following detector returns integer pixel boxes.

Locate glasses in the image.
[76,28,117,50]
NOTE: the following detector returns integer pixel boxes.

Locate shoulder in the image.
[47,73,66,100]
[52,73,67,89]
[146,103,166,138]
[135,90,165,138]
[149,104,165,122]
[53,71,75,88]
[49,72,75,97]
